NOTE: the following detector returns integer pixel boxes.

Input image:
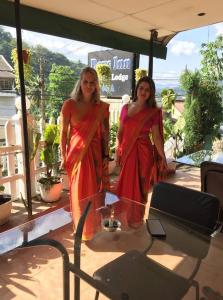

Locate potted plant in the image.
[109,123,119,175]
[161,88,184,174]
[38,124,63,202]
[0,164,12,225]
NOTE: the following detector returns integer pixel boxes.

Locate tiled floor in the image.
[2,165,222,300]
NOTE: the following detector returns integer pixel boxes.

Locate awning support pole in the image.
[148,30,158,78]
[14,0,32,216]
[131,53,139,99]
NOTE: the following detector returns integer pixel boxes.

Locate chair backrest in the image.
[201,161,223,210]
[74,201,92,300]
[150,182,220,232]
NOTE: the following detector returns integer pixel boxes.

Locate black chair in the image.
[93,182,218,300]
[150,182,220,233]
[201,161,223,224]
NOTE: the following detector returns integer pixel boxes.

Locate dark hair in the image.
[133,76,157,107]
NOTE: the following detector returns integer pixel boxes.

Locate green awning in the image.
[0,0,167,59]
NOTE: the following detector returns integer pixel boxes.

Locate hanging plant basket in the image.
[0,194,12,225]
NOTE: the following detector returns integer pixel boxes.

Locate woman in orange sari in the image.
[115,76,167,228]
[60,67,110,241]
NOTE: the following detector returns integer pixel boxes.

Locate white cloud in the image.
[170,40,198,56]
[2,25,107,63]
[214,23,223,36]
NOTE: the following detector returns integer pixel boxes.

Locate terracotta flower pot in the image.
[0,194,12,225]
[22,49,30,64]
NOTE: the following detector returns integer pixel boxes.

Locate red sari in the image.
[62,99,109,240]
[115,104,162,228]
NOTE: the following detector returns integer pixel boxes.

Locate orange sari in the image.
[65,101,109,240]
[115,105,162,228]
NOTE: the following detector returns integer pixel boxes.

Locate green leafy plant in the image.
[200,35,223,83]
[38,124,60,188]
[47,64,75,118]
[161,88,184,158]
[161,89,176,113]
[180,69,223,154]
[109,123,118,158]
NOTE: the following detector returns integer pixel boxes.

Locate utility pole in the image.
[39,57,45,124]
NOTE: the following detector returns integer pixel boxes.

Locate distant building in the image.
[0,55,16,143]
[173,99,184,119]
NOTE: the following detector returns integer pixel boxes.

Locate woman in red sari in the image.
[60,67,110,241]
[115,76,167,228]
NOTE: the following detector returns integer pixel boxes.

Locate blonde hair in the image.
[70,67,100,103]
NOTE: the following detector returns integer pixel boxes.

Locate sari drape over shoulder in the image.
[62,100,109,240]
[115,104,162,228]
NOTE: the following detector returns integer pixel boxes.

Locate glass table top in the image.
[175,150,223,167]
[0,205,72,254]
[0,192,148,254]
[0,191,219,254]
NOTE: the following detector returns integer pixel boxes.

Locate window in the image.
[0,79,14,90]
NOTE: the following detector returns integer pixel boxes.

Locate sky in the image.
[2,22,223,87]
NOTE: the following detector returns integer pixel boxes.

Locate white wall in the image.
[0,92,16,140]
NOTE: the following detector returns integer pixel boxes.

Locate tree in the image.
[180,69,223,153]
[0,26,17,65]
[46,64,75,118]
[30,45,85,81]
[26,74,42,119]
[31,45,71,79]
[200,35,223,82]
